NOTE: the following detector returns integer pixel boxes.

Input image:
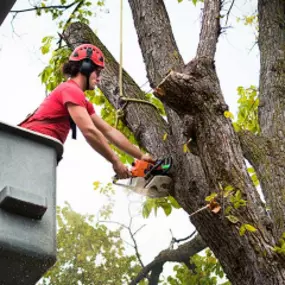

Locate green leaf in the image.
[205,192,217,202]
[169,196,181,209]
[239,224,247,236]
[225,206,233,215]
[247,167,255,173]
[224,185,234,192]
[244,224,257,232]
[183,143,190,153]
[226,215,240,224]
[142,199,155,218]
[224,111,234,119]
[93,181,101,191]
[161,203,172,216]
[239,224,256,236]
[235,190,242,200]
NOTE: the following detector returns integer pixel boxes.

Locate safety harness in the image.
[18,109,77,140]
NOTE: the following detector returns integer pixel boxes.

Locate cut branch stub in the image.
[154,71,207,115]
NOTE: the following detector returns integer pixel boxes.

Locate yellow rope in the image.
[119,0,123,98]
[115,0,159,129]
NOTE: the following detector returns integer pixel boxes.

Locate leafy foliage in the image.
[229,190,247,210]
[142,196,181,218]
[233,85,260,134]
[247,167,260,187]
[35,0,105,28]
[165,249,230,285]
[237,13,258,39]
[273,232,285,256]
[38,202,142,285]
[40,45,70,92]
[177,0,204,5]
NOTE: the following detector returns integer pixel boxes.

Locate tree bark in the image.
[62,0,285,283]
[239,131,285,239]
[257,0,285,239]
[128,0,285,283]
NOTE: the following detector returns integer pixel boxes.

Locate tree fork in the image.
[155,56,285,284]
[62,7,285,283]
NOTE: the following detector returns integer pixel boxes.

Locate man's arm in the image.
[67,103,130,178]
[91,113,150,160]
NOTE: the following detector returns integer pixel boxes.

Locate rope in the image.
[119,0,123,98]
[114,97,159,128]
[115,0,160,129]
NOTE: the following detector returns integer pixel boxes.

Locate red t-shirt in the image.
[20,80,95,143]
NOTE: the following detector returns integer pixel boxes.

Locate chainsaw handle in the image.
[144,157,172,179]
[144,159,164,180]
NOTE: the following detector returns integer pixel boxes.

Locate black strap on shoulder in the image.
[69,116,77,139]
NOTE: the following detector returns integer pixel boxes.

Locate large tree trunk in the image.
[257,0,285,240]
[62,0,285,283]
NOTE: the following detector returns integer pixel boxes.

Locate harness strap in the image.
[18,114,77,140]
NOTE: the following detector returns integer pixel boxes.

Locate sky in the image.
[0,0,258,280]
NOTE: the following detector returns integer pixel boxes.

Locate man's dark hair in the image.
[62,61,82,77]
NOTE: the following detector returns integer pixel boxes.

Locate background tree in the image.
[10,0,285,284]
[38,198,143,284]
[37,184,229,285]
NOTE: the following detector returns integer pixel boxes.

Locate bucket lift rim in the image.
[0,120,64,162]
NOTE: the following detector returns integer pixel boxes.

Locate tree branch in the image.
[170,230,197,246]
[128,0,184,88]
[127,0,211,214]
[154,70,214,115]
[62,22,172,158]
[10,1,78,13]
[196,0,221,59]
[130,234,206,285]
[127,0,192,164]
[149,264,163,285]
[225,0,235,25]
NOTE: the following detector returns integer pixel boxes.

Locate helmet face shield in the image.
[69,44,105,68]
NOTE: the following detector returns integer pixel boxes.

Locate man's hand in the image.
[140,153,156,163]
[112,159,130,179]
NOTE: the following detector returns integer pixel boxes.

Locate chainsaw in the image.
[112,157,173,198]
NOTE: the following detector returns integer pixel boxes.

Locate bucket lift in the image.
[0,121,63,285]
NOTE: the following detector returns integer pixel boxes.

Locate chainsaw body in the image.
[113,157,173,198]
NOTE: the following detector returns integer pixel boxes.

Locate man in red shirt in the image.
[20,44,153,179]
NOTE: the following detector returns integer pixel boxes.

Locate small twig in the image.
[225,0,235,26]
[97,220,128,230]
[173,230,197,244]
[10,2,78,13]
[189,205,209,218]
[133,224,147,236]
[128,225,145,268]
